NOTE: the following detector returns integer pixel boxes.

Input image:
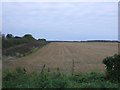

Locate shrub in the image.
[103,54,120,82]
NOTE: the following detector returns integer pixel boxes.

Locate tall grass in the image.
[2,68,120,88]
[71,59,75,76]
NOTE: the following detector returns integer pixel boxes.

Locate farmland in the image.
[3,42,118,74]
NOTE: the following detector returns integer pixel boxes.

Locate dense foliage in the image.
[2,34,48,57]
[103,54,120,82]
[3,68,120,88]
[2,34,36,49]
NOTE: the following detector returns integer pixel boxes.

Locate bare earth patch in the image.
[3,42,118,74]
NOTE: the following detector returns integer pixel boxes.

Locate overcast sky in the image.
[2,2,118,41]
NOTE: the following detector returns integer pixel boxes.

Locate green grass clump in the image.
[2,69,120,88]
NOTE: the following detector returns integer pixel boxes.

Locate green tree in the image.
[6,34,14,39]
[23,34,36,41]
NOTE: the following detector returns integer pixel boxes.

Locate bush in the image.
[103,54,120,82]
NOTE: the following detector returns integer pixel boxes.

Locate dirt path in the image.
[3,42,118,73]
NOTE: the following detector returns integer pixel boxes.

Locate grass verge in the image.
[2,68,120,88]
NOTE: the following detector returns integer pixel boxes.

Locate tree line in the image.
[2,34,46,49]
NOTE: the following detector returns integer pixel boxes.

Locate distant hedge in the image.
[2,34,48,57]
[2,34,36,49]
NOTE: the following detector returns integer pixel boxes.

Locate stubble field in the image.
[3,42,118,74]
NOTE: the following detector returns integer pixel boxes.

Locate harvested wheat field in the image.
[3,42,118,74]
